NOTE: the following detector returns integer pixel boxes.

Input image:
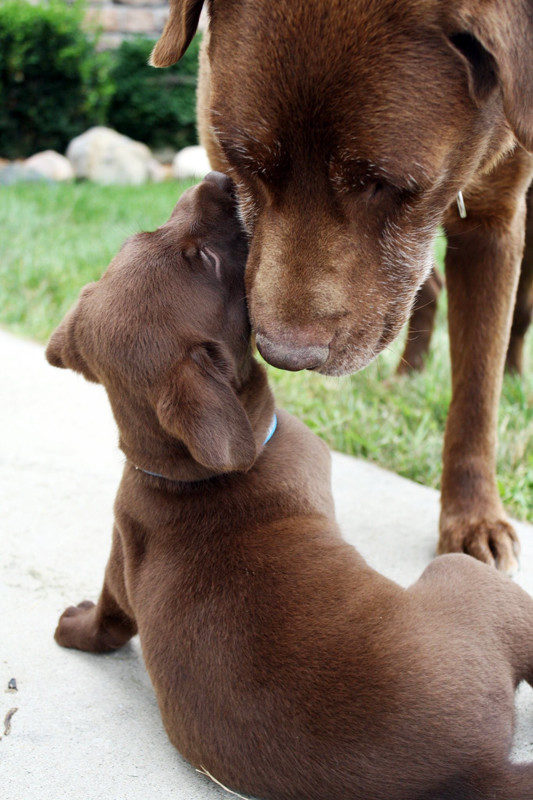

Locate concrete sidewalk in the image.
[1,329,532,799]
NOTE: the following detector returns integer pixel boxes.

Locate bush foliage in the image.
[108,36,200,152]
[0,2,200,160]
[0,1,112,159]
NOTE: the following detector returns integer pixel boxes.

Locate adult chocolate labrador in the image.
[151,0,533,573]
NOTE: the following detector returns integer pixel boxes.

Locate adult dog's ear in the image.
[45,291,99,383]
[447,1,533,151]
[150,0,204,67]
[155,345,257,473]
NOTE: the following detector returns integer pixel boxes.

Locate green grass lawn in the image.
[1,181,531,520]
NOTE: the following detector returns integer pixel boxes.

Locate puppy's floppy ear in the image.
[156,345,256,473]
[45,292,99,383]
[447,1,533,151]
[150,0,204,68]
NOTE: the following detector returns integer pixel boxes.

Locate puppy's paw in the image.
[438,516,520,575]
[55,600,111,653]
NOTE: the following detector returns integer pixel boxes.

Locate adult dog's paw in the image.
[438,516,520,575]
[54,600,101,651]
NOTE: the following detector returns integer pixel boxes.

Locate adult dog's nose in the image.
[205,171,234,194]
[256,332,329,371]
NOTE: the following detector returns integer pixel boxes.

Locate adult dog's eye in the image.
[360,178,413,206]
[363,180,386,200]
[336,173,391,203]
[350,177,391,206]
[200,247,222,280]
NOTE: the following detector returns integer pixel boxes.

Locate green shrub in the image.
[0,0,112,159]
[107,35,201,152]
[0,5,201,159]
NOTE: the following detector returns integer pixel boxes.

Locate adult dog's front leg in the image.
[439,154,532,573]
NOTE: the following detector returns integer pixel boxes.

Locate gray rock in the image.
[0,163,48,185]
[66,126,153,185]
[25,150,74,182]
[147,157,172,183]
[152,146,177,165]
[173,145,211,181]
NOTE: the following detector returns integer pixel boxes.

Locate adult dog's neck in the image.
[119,358,276,487]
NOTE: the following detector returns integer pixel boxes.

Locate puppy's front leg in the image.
[56,526,137,653]
[439,151,532,573]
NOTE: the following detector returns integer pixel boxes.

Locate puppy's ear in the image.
[155,345,257,473]
[447,2,533,151]
[150,0,204,68]
[46,293,99,383]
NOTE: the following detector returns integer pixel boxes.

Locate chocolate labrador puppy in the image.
[47,176,533,800]
[151,0,532,574]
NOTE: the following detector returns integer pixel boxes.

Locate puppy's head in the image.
[46,173,259,474]
[152,0,532,375]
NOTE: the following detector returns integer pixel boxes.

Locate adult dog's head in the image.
[152,0,532,375]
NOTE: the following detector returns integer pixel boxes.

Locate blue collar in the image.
[262,412,277,446]
[134,413,278,482]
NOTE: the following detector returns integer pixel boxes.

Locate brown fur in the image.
[507,186,533,374]
[152,0,532,573]
[397,264,444,374]
[48,177,533,800]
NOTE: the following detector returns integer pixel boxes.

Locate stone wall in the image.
[84,1,207,49]
[86,1,167,49]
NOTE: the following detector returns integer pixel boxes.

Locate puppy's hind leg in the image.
[475,562,533,686]
[504,763,533,800]
[55,525,137,653]
[468,762,533,800]
[506,580,533,687]
[430,763,533,800]
[480,566,533,687]
[418,554,533,685]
